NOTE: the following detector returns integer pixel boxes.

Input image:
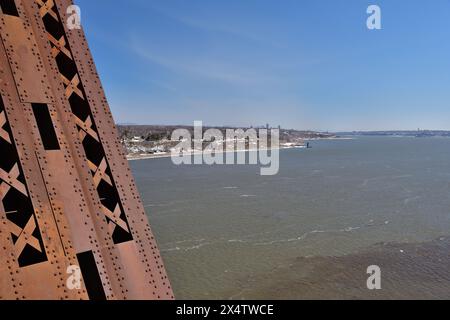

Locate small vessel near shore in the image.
[281,141,311,149]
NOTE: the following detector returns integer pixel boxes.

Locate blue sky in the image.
[76,0,450,131]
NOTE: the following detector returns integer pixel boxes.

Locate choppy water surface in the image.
[131,137,450,299]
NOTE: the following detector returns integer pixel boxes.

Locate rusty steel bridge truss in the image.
[0,0,173,299]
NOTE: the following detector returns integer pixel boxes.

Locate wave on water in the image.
[161,238,214,252]
[251,219,390,246]
[162,242,212,252]
[159,219,391,252]
[403,196,420,205]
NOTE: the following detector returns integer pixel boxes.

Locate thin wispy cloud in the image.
[165,14,282,49]
[142,2,283,48]
[129,35,279,86]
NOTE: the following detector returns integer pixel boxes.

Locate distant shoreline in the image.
[126,137,352,161]
[127,146,297,161]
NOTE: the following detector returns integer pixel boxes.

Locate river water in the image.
[131,136,450,299]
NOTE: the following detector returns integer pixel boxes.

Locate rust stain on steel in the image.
[0,0,173,300]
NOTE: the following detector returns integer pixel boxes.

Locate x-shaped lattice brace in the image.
[0,164,28,200]
[47,33,72,59]
[36,0,58,20]
[0,111,11,144]
[9,216,43,257]
[75,115,99,143]
[60,74,84,100]
[88,158,112,188]
[102,204,130,234]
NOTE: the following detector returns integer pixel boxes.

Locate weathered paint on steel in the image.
[0,0,173,300]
